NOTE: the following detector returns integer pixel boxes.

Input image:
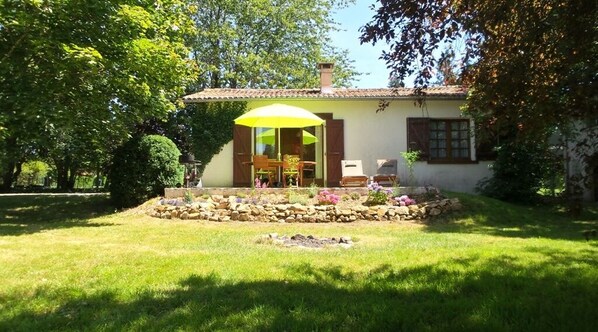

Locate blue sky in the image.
[331,0,391,88]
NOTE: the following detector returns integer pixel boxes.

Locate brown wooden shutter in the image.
[233,125,252,187]
[407,118,430,160]
[325,119,344,186]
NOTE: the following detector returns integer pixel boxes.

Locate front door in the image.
[326,119,344,186]
[233,125,251,187]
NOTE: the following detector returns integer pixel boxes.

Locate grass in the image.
[0,193,597,331]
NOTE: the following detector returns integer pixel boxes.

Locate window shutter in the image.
[407,118,430,160]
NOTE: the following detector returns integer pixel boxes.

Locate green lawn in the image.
[1,193,597,331]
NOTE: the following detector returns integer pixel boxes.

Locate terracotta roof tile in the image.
[183,86,467,102]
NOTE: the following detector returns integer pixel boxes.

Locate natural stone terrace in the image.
[155,187,462,223]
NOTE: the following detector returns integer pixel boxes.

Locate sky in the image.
[331,0,391,88]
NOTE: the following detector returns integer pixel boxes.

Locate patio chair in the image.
[253,155,277,187]
[340,160,368,187]
[373,159,398,186]
[282,154,302,187]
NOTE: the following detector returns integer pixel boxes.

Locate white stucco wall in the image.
[201,140,234,187]
[200,98,493,193]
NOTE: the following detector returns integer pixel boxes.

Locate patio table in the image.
[244,160,316,187]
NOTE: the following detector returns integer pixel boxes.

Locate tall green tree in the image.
[188,0,359,89]
[360,0,597,200]
[0,0,196,190]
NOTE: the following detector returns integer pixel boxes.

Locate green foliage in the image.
[16,160,49,187]
[0,0,196,190]
[288,190,310,205]
[183,190,194,204]
[349,192,361,201]
[307,182,320,198]
[400,150,420,186]
[109,135,182,208]
[187,0,358,90]
[476,141,563,203]
[365,182,393,206]
[141,102,247,174]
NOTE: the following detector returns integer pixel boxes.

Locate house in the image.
[183,63,493,193]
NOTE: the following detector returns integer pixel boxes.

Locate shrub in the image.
[400,150,420,185]
[365,182,393,205]
[394,195,417,206]
[476,141,562,203]
[110,135,183,208]
[183,190,194,204]
[350,192,361,201]
[307,182,319,198]
[16,160,50,187]
[316,190,340,205]
[288,190,310,205]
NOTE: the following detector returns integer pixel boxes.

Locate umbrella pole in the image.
[251,128,255,188]
[277,129,281,161]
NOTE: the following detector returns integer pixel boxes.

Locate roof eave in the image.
[182,95,466,103]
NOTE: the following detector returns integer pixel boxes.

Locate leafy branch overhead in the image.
[360,0,597,139]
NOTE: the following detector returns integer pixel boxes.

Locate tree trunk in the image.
[67,163,77,190]
[54,154,79,191]
[55,155,71,191]
[0,161,21,191]
[0,136,21,191]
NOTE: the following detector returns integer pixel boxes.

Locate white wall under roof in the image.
[201,98,492,193]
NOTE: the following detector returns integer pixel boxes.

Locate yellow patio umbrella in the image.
[257,128,318,145]
[234,103,324,128]
[235,103,324,160]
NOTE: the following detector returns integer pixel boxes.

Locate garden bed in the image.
[149,186,462,222]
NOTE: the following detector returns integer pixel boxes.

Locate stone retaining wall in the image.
[149,195,462,222]
[164,186,437,199]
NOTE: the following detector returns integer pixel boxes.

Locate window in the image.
[430,120,470,160]
[407,118,472,163]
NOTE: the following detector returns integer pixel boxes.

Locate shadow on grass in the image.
[0,195,115,236]
[424,193,598,241]
[1,247,596,331]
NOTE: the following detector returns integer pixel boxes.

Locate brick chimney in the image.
[318,62,334,94]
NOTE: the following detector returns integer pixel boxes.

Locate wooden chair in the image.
[282,154,301,187]
[373,159,398,186]
[340,160,368,187]
[253,155,277,187]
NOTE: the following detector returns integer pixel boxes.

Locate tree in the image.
[433,46,460,86]
[360,0,597,201]
[360,0,596,132]
[0,0,196,190]
[187,0,359,89]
